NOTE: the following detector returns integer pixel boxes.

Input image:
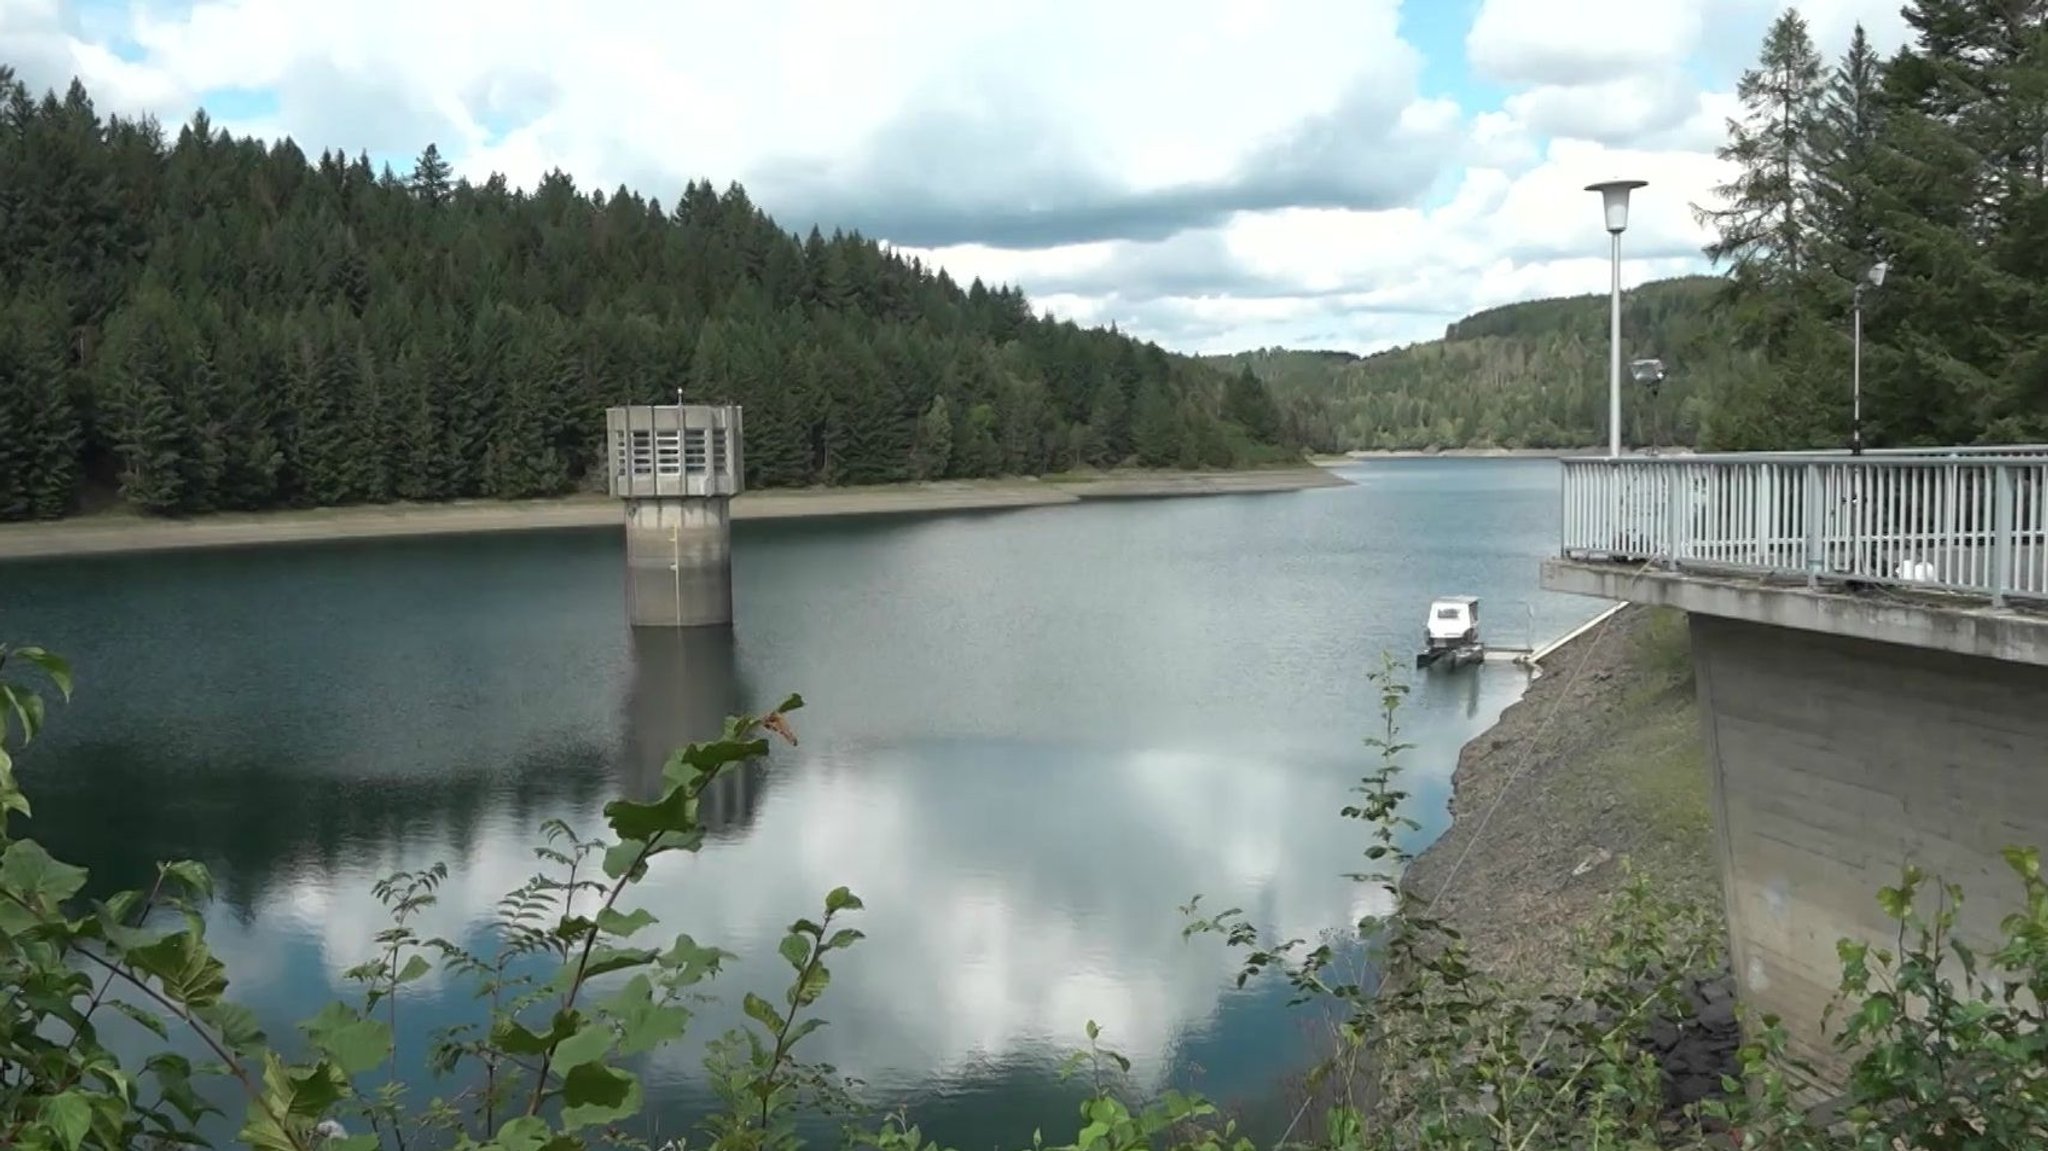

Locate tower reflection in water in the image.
[622,626,764,836]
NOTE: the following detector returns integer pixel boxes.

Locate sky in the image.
[4,0,1914,354]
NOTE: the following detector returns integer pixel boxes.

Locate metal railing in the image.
[1560,452,2048,606]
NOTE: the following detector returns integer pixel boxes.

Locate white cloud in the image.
[0,0,1927,351]
[201,741,1394,1092]
[1467,0,1707,86]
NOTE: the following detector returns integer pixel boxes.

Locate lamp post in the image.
[1586,179,1647,458]
[1851,260,1887,456]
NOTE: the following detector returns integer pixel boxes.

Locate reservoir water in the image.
[0,459,1593,1148]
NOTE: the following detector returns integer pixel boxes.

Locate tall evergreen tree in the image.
[1697,10,1827,286]
[0,293,81,519]
[1808,25,1887,288]
[411,142,453,207]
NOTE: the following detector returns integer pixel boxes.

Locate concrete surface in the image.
[624,498,732,628]
[1542,559,2048,668]
[1543,557,2048,1090]
[1688,612,2048,1082]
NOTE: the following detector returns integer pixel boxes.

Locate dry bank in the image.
[0,467,1350,562]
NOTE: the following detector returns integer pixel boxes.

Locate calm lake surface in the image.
[1,459,1595,1148]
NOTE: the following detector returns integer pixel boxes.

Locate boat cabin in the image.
[1424,595,1480,651]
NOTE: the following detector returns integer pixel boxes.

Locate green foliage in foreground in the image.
[2,646,2044,1150]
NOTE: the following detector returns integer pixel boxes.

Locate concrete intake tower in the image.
[605,404,743,628]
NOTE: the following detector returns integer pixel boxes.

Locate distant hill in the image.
[1202,276,1757,452]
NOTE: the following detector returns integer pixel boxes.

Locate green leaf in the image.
[495,1116,551,1151]
[657,933,731,983]
[305,1010,393,1076]
[14,646,74,700]
[825,886,863,914]
[240,1052,344,1151]
[778,932,811,970]
[602,838,649,881]
[619,999,690,1057]
[1,839,89,905]
[791,962,831,1008]
[7,682,47,744]
[1876,884,1910,920]
[596,906,657,937]
[558,1062,641,1130]
[2004,845,2041,881]
[785,1016,827,1047]
[194,1000,265,1052]
[604,786,698,842]
[824,928,865,951]
[669,736,771,776]
[552,1020,614,1069]
[128,931,232,1010]
[600,974,691,1057]
[40,1091,92,1151]
[396,953,432,984]
[492,1011,581,1056]
[111,998,171,1040]
[583,945,657,979]
[0,753,30,819]
[742,991,783,1031]
[495,1116,581,1151]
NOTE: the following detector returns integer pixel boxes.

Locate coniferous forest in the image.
[0,65,1294,522]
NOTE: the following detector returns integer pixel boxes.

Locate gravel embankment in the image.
[1404,603,1720,991]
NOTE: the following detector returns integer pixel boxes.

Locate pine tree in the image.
[1692,10,1838,447]
[97,290,193,514]
[0,293,82,519]
[1131,380,1183,467]
[954,402,1003,477]
[913,395,953,480]
[1854,0,2033,445]
[1223,366,1283,443]
[1809,25,1887,287]
[1696,10,1827,286]
[411,142,453,207]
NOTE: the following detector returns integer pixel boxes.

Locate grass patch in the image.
[1601,699,1712,848]
[1634,605,1695,691]
[1606,610,1713,895]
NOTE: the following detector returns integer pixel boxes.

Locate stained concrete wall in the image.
[1688,612,2048,1080]
[624,497,733,627]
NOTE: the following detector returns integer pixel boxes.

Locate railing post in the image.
[1803,463,1823,587]
[1664,463,1685,569]
[1993,463,2015,607]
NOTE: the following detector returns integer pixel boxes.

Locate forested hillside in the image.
[1225,5,2048,455]
[1209,277,1752,452]
[0,67,1291,522]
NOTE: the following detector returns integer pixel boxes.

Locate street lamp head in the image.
[1866,260,1889,288]
[1586,178,1648,234]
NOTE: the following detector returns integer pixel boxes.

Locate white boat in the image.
[1416,595,1484,670]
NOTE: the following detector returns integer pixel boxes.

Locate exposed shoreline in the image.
[1329,447,1691,461]
[1404,603,1717,992]
[1342,447,1580,460]
[0,467,1352,561]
